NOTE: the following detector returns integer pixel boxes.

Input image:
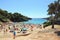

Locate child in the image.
[13,31,16,39]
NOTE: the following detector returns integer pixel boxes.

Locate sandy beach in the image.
[0,23,60,40]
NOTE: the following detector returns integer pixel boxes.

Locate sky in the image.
[0,0,55,18]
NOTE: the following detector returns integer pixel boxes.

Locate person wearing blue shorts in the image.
[13,31,16,39]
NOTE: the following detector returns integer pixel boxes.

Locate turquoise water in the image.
[24,18,47,24]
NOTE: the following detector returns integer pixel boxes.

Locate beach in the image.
[0,0,60,40]
[0,23,60,40]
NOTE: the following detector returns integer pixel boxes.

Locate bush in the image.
[43,21,51,28]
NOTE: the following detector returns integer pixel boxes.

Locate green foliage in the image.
[48,0,60,20]
[0,9,31,22]
[0,14,8,22]
[47,0,60,28]
[43,21,51,28]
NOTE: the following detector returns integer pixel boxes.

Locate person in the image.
[13,31,16,39]
[21,25,27,34]
[31,25,34,31]
[6,29,8,32]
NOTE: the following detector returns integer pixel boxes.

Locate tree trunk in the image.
[52,20,54,29]
[51,14,54,29]
[52,21,54,29]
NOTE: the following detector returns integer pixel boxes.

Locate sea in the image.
[24,18,47,24]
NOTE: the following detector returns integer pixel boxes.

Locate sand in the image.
[0,24,60,40]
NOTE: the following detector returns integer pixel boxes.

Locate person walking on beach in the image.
[13,31,16,39]
[13,25,16,39]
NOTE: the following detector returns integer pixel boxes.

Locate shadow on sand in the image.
[16,33,31,37]
[55,31,60,36]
